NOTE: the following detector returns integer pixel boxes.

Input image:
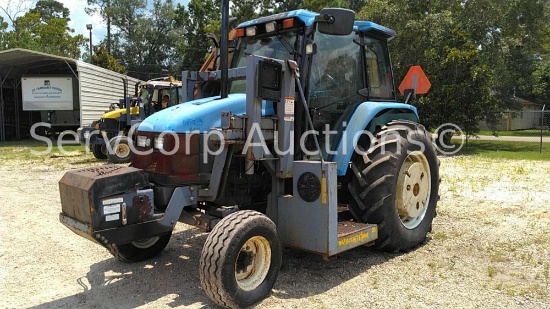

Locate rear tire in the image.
[91,144,108,160]
[348,120,439,252]
[106,232,172,262]
[199,210,282,308]
[108,136,134,164]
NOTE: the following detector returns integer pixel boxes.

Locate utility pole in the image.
[107,0,111,54]
[86,24,93,63]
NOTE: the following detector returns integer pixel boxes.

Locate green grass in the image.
[0,140,86,160]
[477,129,550,137]
[452,139,550,161]
[0,140,98,170]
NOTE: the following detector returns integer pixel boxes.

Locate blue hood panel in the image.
[139,94,274,133]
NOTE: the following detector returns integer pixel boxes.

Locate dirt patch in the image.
[1,153,549,308]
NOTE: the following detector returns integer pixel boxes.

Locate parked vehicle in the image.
[79,77,182,163]
[60,8,438,308]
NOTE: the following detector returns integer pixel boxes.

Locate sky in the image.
[1,0,190,48]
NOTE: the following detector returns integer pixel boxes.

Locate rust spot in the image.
[132,195,153,221]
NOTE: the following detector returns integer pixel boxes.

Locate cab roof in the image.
[142,80,182,88]
[236,9,396,40]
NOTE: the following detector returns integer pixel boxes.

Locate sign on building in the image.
[21,76,74,111]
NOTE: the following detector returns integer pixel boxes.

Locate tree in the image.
[85,0,112,53]
[0,16,8,50]
[358,0,550,135]
[0,0,32,25]
[301,0,346,12]
[230,0,261,23]
[0,1,86,58]
[0,0,33,49]
[470,0,550,106]
[272,0,302,12]
[173,0,220,73]
[29,0,70,21]
[420,27,493,136]
[533,56,550,101]
[105,0,179,80]
[91,44,126,73]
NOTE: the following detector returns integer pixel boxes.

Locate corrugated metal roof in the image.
[0,48,79,79]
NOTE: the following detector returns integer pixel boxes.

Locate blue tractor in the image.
[59,8,439,308]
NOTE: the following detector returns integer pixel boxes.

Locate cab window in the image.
[364,37,394,100]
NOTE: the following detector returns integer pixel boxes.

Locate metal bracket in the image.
[199,147,229,201]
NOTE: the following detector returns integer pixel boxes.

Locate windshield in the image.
[308,31,364,112]
[230,30,300,94]
[139,87,151,105]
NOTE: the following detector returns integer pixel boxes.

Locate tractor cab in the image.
[228,10,406,160]
[137,77,182,115]
[230,12,396,102]
[79,76,183,163]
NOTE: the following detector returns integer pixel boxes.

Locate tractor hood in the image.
[138,93,274,133]
[103,107,139,119]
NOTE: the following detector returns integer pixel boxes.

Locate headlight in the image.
[154,137,164,149]
[246,26,257,36]
[83,132,90,139]
[137,135,148,147]
[265,21,277,33]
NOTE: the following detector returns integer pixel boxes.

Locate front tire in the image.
[108,136,134,164]
[348,120,439,252]
[106,232,172,262]
[91,143,108,160]
[200,210,282,309]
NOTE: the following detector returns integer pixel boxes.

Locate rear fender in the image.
[332,102,419,176]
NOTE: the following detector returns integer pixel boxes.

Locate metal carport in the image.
[0,48,141,141]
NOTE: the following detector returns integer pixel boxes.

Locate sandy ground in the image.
[1,153,549,308]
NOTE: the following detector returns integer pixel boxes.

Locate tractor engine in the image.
[132,131,272,211]
[217,157,272,211]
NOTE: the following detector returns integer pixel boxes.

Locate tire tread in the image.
[348,120,439,252]
[199,210,280,309]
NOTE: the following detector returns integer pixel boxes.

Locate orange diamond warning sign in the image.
[398,66,431,95]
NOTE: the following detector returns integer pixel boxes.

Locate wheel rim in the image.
[131,236,159,249]
[235,236,271,291]
[396,151,431,229]
[115,143,131,158]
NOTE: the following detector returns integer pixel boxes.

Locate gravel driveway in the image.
[1,153,549,308]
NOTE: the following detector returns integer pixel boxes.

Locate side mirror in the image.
[317,8,355,35]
